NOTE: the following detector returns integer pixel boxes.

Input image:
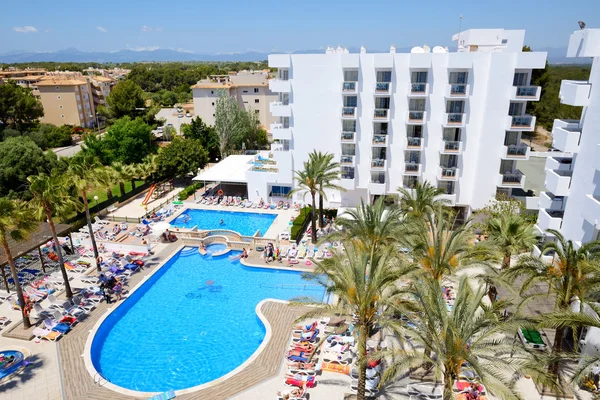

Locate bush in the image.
[178,182,204,201]
[291,206,313,241]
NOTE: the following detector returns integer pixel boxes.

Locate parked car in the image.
[185,112,192,117]
[178,114,184,118]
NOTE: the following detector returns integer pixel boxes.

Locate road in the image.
[156,108,194,134]
[53,143,83,157]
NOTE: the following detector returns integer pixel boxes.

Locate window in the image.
[79,113,84,119]
[76,95,80,100]
[446,100,465,113]
[270,186,292,197]
[409,98,426,111]
[243,90,248,93]
[254,110,260,114]
[61,114,65,118]
[56,86,60,90]
[211,90,214,94]
[449,72,468,84]
[341,143,356,156]
[59,105,63,109]
[57,95,61,99]
[513,72,528,86]
[344,70,359,82]
[212,113,215,117]
[343,96,358,107]
[342,120,356,132]
[254,99,259,104]
[508,102,524,116]
[411,71,428,83]
[212,102,215,106]
[376,70,392,83]
[375,97,390,109]
[254,88,259,93]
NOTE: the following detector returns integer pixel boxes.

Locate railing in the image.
[341,170,355,179]
[271,100,289,106]
[450,84,467,95]
[341,132,354,141]
[502,171,523,184]
[340,155,354,164]
[515,86,538,97]
[342,107,356,117]
[511,116,533,127]
[507,144,528,156]
[252,166,279,173]
[407,137,422,147]
[446,113,464,124]
[374,108,388,119]
[411,83,427,93]
[444,141,461,151]
[441,167,458,177]
[372,135,387,145]
[342,82,356,91]
[370,173,385,184]
[375,82,390,92]
[408,111,425,121]
[374,129,388,135]
[371,159,386,168]
[405,163,420,172]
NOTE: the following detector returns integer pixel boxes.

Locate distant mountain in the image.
[0,46,591,64]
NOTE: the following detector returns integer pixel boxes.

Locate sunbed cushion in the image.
[521,328,544,345]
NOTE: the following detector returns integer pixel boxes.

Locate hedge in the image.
[178,182,204,201]
[291,206,315,241]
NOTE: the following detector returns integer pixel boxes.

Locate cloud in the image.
[97,26,107,33]
[128,46,160,52]
[13,26,38,33]
[141,26,162,32]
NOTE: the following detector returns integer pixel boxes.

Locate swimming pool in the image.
[170,209,276,237]
[90,248,324,392]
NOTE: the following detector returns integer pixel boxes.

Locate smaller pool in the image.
[0,351,25,380]
[171,209,277,237]
[205,243,227,256]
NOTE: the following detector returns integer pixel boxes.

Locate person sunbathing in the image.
[292,330,318,341]
[287,348,314,358]
[286,361,317,370]
[293,321,317,332]
[277,388,304,400]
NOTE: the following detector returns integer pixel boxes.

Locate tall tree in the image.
[27,173,76,298]
[182,116,221,161]
[67,154,103,271]
[233,107,268,150]
[486,213,538,269]
[504,230,600,378]
[0,81,44,131]
[111,162,133,197]
[155,138,208,179]
[289,158,322,243]
[308,151,345,228]
[214,90,242,157]
[397,180,451,219]
[104,80,145,120]
[0,198,37,328]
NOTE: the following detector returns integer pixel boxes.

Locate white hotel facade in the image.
[536,28,600,246]
[252,29,547,219]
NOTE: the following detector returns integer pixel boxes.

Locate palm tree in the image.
[308,151,346,228]
[67,154,103,271]
[300,242,416,400]
[111,162,133,197]
[96,166,116,201]
[0,199,37,328]
[486,213,538,269]
[397,180,451,218]
[289,158,322,243]
[28,173,76,298]
[134,155,157,183]
[503,229,600,377]
[385,275,533,400]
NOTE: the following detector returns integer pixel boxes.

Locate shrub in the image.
[178,182,204,201]
[290,206,313,241]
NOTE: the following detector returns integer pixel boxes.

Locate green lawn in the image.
[87,180,145,204]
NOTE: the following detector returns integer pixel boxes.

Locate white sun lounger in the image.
[32,327,62,342]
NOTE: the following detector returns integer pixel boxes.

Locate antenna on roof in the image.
[457,15,463,51]
[578,21,586,30]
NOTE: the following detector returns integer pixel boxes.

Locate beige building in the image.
[191,71,277,128]
[89,75,115,109]
[36,77,96,128]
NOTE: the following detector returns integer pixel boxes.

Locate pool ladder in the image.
[94,372,110,386]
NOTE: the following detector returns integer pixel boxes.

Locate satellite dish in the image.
[422,45,431,53]
[410,46,424,53]
[578,21,586,29]
[432,46,446,53]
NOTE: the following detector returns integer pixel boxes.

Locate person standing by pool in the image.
[100,282,112,304]
[113,282,123,301]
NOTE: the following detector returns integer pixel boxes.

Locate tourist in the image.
[263,248,269,263]
[241,248,248,259]
[219,219,225,226]
[113,282,123,301]
[100,282,112,304]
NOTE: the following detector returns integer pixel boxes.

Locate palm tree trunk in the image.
[119,182,126,197]
[0,265,9,294]
[1,240,31,328]
[502,250,511,269]
[318,194,324,229]
[310,193,317,243]
[357,323,368,400]
[82,191,101,271]
[131,179,136,190]
[549,326,565,376]
[45,210,73,298]
[443,371,454,400]
[106,188,113,200]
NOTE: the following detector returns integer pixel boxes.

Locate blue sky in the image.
[3,0,600,54]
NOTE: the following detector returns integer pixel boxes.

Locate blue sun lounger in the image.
[147,389,175,400]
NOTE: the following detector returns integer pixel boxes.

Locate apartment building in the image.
[535,28,600,246]
[36,76,96,128]
[261,29,546,216]
[89,75,115,108]
[192,71,277,127]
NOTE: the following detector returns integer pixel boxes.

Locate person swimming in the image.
[219,219,224,225]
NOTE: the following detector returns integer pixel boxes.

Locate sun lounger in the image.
[31,303,53,320]
[51,309,80,324]
[71,295,96,312]
[320,349,354,364]
[44,318,71,334]
[94,216,110,225]
[32,327,62,342]
[407,383,443,399]
[518,327,548,350]
[48,294,71,311]
[351,376,380,395]
[0,317,11,330]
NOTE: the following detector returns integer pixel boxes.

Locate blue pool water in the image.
[170,209,277,237]
[90,248,324,392]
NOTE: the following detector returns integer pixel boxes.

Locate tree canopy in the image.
[0,81,44,132]
[104,80,145,120]
[181,117,220,161]
[155,138,208,178]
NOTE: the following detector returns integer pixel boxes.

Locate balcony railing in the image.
[374,129,388,135]
[446,113,464,124]
[440,167,458,178]
[341,171,355,179]
[375,82,390,92]
[502,170,523,184]
[342,82,356,92]
[507,144,528,156]
[341,132,355,141]
[408,111,425,121]
[444,141,461,151]
[374,108,389,119]
[371,158,386,168]
[342,107,356,117]
[405,163,420,172]
[450,84,467,95]
[372,135,387,145]
[511,116,533,127]
[407,137,422,147]
[410,83,427,93]
[515,86,539,97]
[340,155,354,164]
[370,174,385,184]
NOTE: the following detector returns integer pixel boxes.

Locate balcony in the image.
[443,113,466,128]
[340,131,355,142]
[270,101,291,117]
[498,170,525,188]
[407,111,426,124]
[582,195,600,229]
[342,81,357,94]
[439,166,459,180]
[537,209,564,232]
[270,123,292,141]
[539,192,565,211]
[341,107,357,119]
[545,169,572,196]
[445,84,469,98]
[545,156,573,172]
[511,86,541,101]
[503,144,530,159]
[340,155,355,165]
[441,141,462,154]
[436,193,457,206]
[372,135,387,146]
[406,137,424,150]
[270,142,290,152]
[269,79,291,93]
[408,83,428,97]
[369,173,386,194]
[404,163,422,176]
[559,80,591,106]
[374,108,390,121]
[374,82,391,95]
[552,119,581,153]
[341,168,355,180]
[506,115,536,131]
[371,158,387,170]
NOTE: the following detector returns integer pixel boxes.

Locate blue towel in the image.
[288,355,308,363]
[51,323,70,333]
[147,389,176,400]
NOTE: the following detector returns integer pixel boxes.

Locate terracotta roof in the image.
[37,79,87,86]
[92,76,114,83]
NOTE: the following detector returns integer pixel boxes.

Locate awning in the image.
[0,223,72,266]
[193,155,255,184]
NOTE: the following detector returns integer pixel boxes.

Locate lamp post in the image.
[94,195,99,214]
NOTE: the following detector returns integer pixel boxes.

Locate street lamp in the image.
[94,195,99,214]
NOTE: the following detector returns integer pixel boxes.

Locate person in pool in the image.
[219,219,224,225]
[183,215,190,223]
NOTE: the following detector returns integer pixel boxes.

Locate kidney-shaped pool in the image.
[90,247,324,392]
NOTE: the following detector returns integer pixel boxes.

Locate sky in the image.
[2,0,600,54]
